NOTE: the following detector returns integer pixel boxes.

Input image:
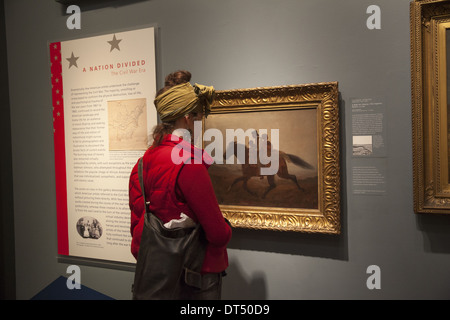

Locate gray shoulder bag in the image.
[132,157,207,300]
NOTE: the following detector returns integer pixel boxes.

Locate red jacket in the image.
[129,134,232,273]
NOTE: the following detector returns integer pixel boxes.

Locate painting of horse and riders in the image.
[205,108,319,210]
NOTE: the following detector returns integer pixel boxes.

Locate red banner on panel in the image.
[50,42,69,255]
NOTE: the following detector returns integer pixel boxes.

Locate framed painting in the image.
[203,82,340,233]
[411,0,450,214]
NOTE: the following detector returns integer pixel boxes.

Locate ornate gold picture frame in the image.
[204,82,340,233]
[411,0,450,214]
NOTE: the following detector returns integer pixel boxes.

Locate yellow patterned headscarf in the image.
[154,82,215,122]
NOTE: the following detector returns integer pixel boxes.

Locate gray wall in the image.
[4,0,450,299]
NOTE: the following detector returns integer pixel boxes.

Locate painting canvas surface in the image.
[205,108,318,209]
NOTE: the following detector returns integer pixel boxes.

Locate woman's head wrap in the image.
[154,82,215,122]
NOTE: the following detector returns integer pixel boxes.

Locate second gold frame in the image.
[411,0,450,214]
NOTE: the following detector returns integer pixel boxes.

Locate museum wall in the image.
[4,0,450,299]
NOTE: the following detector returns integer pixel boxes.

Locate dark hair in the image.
[156,70,191,97]
[151,70,192,148]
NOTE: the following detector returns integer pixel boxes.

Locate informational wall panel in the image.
[351,97,387,196]
[50,26,157,263]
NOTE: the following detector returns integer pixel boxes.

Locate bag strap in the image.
[138,157,150,215]
[138,155,195,217]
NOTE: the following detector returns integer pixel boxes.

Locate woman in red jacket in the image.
[129,70,232,299]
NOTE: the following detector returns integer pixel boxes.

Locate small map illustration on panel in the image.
[107,98,148,151]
